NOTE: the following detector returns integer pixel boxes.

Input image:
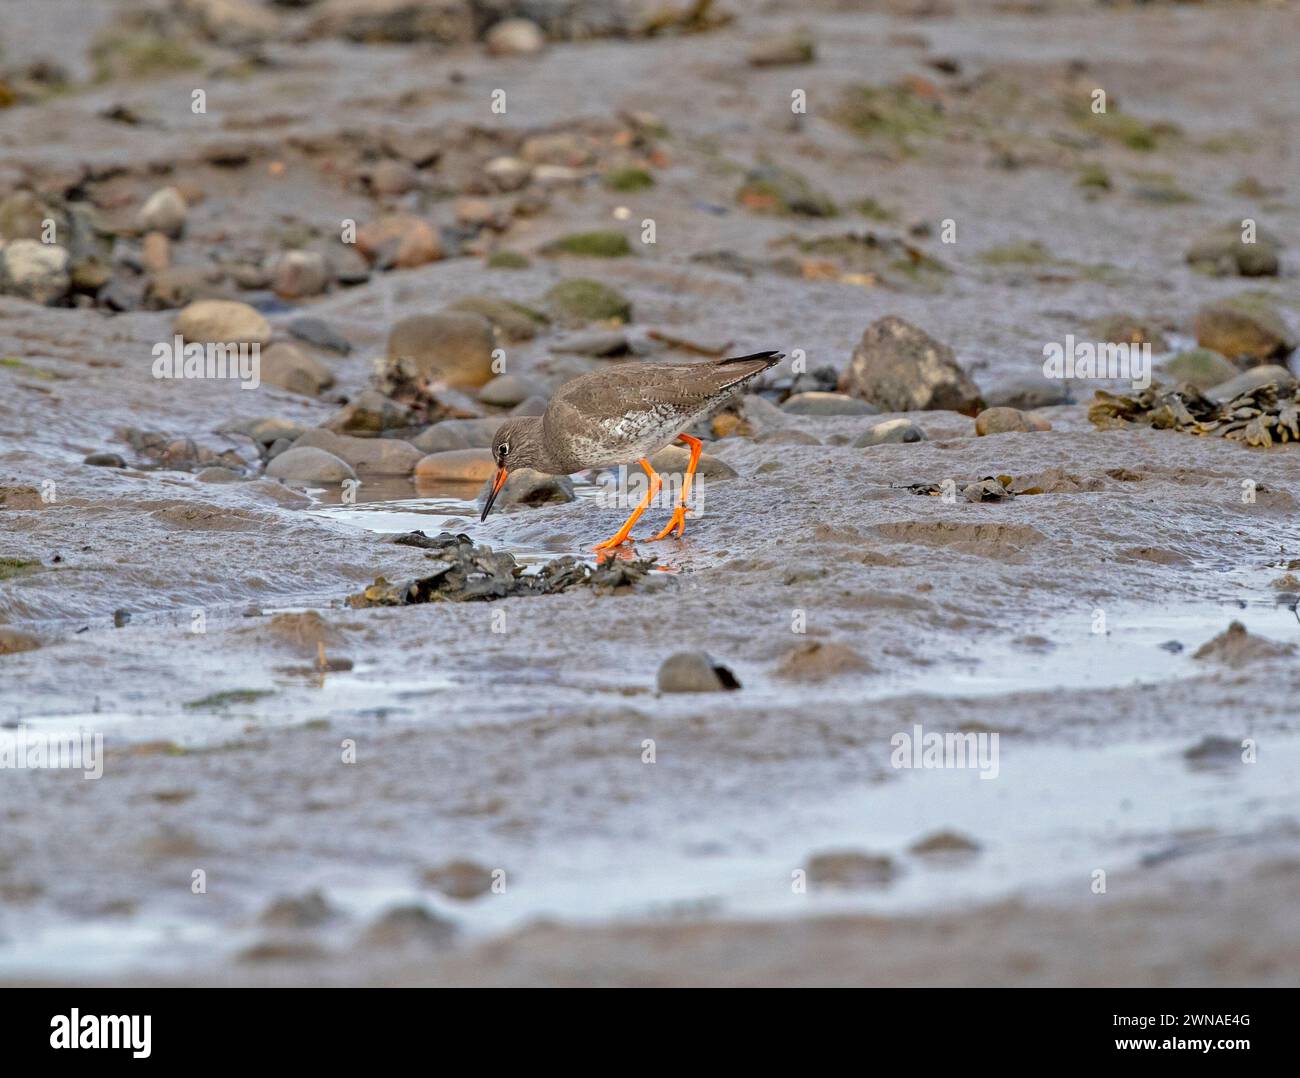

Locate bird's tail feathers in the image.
[720,349,784,367]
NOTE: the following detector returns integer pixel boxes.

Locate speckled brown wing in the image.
[543,352,782,471]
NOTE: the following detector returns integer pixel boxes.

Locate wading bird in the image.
[480,350,783,550]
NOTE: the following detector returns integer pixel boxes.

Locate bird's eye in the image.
[499,442,509,457]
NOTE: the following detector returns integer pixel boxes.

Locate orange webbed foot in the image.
[650,506,690,541]
[649,434,702,541]
[592,532,635,553]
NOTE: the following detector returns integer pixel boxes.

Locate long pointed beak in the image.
[481,466,508,522]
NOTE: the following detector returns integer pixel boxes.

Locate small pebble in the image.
[854,418,926,447]
[84,452,126,467]
[288,317,352,355]
[656,652,741,693]
[782,392,878,416]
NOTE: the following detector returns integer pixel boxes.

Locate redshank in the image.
[480,350,783,550]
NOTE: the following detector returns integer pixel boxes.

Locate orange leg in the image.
[652,434,702,540]
[593,458,661,552]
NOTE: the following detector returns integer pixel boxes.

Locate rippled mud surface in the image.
[3,0,1300,985]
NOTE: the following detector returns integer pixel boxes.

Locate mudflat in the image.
[1,0,1297,986]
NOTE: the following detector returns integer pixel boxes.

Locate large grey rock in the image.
[975,407,1041,435]
[409,424,471,454]
[291,429,421,475]
[511,395,549,417]
[288,317,352,355]
[1186,222,1282,277]
[756,429,821,445]
[656,652,740,693]
[135,186,187,238]
[383,311,495,390]
[476,467,573,512]
[1159,348,1239,391]
[1,240,70,305]
[411,417,501,450]
[740,392,789,429]
[414,449,496,483]
[840,316,982,414]
[260,342,335,397]
[266,446,356,483]
[448,296,547,342]
[781,392,878,416]
[223,416,307,446]
[1206,364,1297,402]
[174,299,272,345]
[1193,295,1296,363]
[984,377,1069,410]
[553,330,630,356]
[329,243,371,285]
[478,373,541,408]
[270,250,330,299]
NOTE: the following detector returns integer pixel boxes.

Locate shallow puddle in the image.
[872,594,1298,698]
[4,732,1291,977]
[0,915,223,980]
[269,733,1300,935]
[305,479,610,567]
[0,661,460,750]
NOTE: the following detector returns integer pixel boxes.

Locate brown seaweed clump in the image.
[1089,381,1300,447]
[346,532,655,607]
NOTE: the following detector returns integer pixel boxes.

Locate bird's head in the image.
[481,416,547,522]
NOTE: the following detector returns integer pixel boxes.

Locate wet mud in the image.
[2,0,1299,985]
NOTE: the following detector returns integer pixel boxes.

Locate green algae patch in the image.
[833,84,946,153]
[184,689,276,711]
[487,251,531,270]
[603,167,655,192]
[543,231,633,258]
[0,557,41,581]
[543,278,633,323]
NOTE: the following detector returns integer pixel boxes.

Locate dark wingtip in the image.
[721,349,785,367]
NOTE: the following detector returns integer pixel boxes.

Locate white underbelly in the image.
[569,403,701,467]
